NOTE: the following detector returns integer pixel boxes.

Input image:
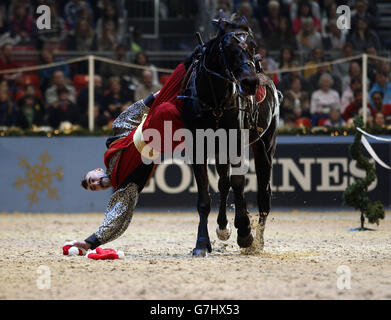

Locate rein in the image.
[196,32,255,122]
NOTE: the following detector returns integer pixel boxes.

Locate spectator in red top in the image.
[343,89,375,122]
[292,1,321,35]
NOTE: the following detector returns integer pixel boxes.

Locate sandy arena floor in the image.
[0,210,390,300]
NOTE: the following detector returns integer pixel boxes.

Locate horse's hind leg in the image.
[216,162,232,241]
[251,118,277,251]
[231,168,253,248]
[192,163,212,257]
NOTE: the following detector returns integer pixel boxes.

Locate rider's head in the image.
[81,168,111,191]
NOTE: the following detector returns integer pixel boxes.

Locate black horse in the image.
[181,14,281,257]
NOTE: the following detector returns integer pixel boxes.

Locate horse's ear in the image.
[218,9,226,20]
[240,16,249,29]
[212,10,229,29]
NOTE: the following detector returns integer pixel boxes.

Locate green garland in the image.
[342,116,385,229]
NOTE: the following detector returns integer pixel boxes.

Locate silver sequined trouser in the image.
[85,183,139,249]
[95,182,139,245]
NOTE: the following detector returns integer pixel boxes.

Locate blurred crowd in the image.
[0,0,391,131]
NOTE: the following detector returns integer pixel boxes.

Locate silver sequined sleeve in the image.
[93,183,139,246]
[111,100,150,136]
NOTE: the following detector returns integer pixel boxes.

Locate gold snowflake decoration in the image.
[14,149,63,207]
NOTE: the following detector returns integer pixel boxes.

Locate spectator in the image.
[280,113,297,130]
[296,18,322,56]
[323,106,346,128]
[347,17,381,52]
[332,42,356,80]
[38,47,71,93]
[341,62,362,93]
[134,70,162,102]
[308,65,341,95]
[8,3,36,45]
[215,0,234,16]
[237,2,262,44]
[310,73,340,125]
[351,0,377,31]
[343,89,375,122]
[80,104,110,129]
[260,0,281,42]
[321,2,338,37]
[281,76,310,120]
[15,93,44,129]
[132,52,159,86]
[0,43,22,88]
[17,83,42,106]
[369,69,391,106]
[64,0,94,30]
[266,15,297,51]
[292,1,321,35]
[46,88,80,128]
[101,77,133,121]
[37,3,67,49]
[0,89,15,126]
[366,46,379,86]
[371,91,391,124]
[257,44,279,83]
[77,75,105,115]
[67,19,97,51]
[323,19,346,51]
[373,111,386,128]
[45,70,76,107]
[97,20,118,51]
[303,47,328,79]
[290,0,320,21]
[278,60,310,93]
[99,44,135,91]
[371,91,384,113]
[278,46,295,79]
[96,2,125,44]
[341,77,362,114]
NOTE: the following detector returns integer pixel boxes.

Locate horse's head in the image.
[212,13,258,96]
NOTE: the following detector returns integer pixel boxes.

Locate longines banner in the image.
[1,136,390,212]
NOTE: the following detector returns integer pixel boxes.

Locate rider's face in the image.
[85,168,111,191]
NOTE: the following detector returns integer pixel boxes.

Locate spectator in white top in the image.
[310,73,340,125]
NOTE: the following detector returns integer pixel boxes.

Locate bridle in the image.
[196,30,257,121]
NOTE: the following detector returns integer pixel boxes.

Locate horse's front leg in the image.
[192,163,212,257]
[231,166,253,248]
[216,161,232,241]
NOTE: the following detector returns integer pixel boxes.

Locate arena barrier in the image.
[1,53,390,131]
[1,136,390,213]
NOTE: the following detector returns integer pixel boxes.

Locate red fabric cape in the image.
[104,63,186,190]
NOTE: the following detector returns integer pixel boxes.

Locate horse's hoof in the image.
[216,223,232,241]
[192,248,208,257]
[237,233,254,248]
